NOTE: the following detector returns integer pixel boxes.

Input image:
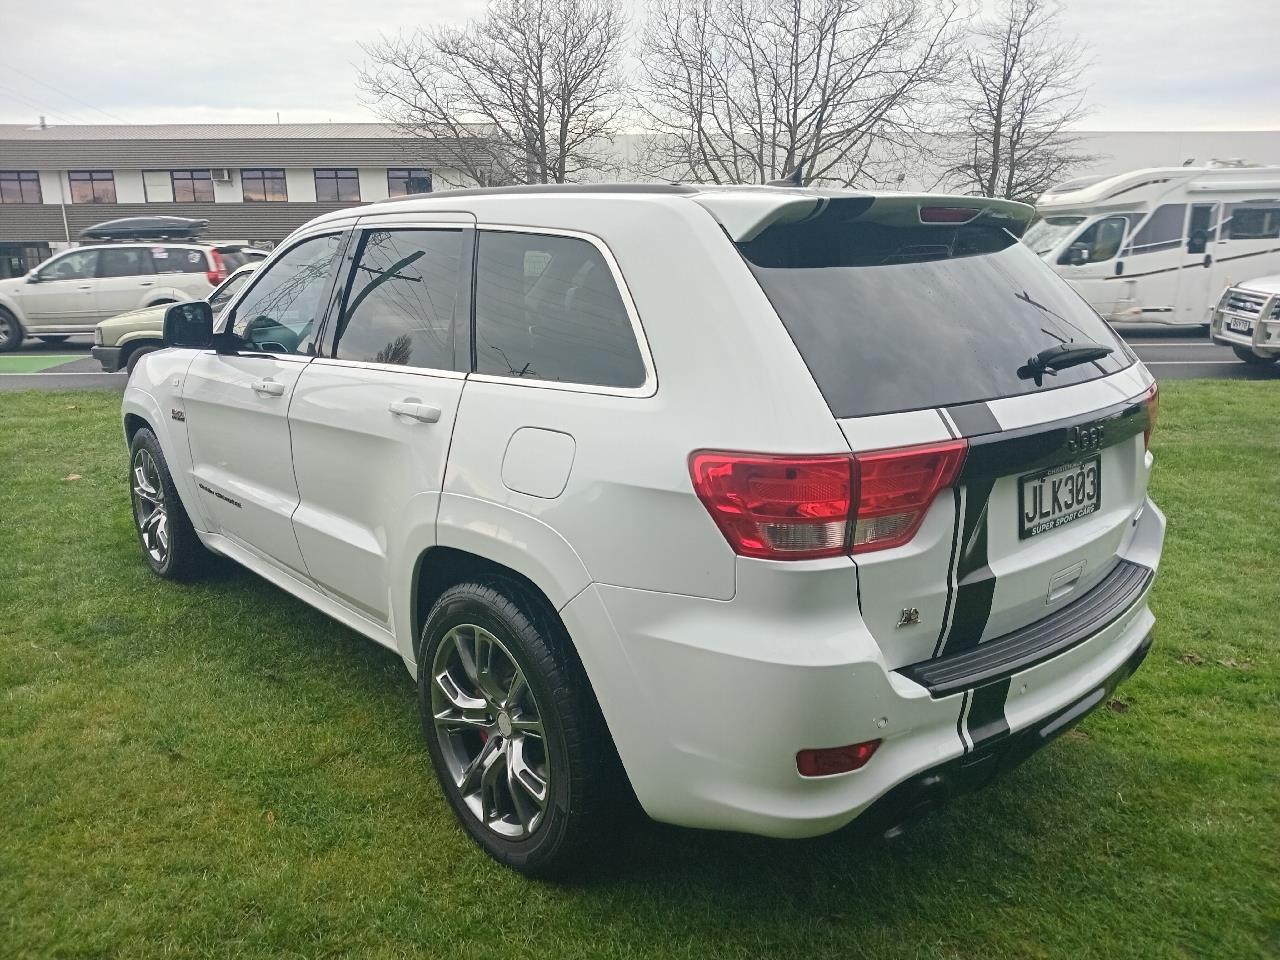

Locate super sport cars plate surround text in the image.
[1018,456,1101,540]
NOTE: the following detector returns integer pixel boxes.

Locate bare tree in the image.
[359,0,628,186]
[637,0,961,186]
[940,0,1092,202]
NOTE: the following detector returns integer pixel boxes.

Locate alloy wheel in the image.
[131,448,169,566]
[430,624,550,839]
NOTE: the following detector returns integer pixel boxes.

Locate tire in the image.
[1232,345,1278,366]
[125,345,159,375]
[0,307,22,353]
[418,580,618,877]
[128,427,211,581]
[38,335,71,344]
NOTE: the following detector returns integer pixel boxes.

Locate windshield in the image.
[738,218,1132,418]
[1022,216,1086,256]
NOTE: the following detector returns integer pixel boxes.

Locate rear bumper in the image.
[91,345,123,372]
[561,497,1165,839]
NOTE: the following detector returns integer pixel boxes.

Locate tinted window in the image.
[230,234,342,354]
[241,169,287,202]
[474,232,645,388]
[1058,215,1127,264]
[388,168,432,197]
[739,219,1131,418]
[1126,203,1185,256]
[1224,204,1280,240]
[98,247,153,278]
[315,169,361,202]
[151,247,208,274]
[39,249,99,281]
[333,229,462,369]
[0,171,41,204]
[68,171,115,203]
[171,170,214,203]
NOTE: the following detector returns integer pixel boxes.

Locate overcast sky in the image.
[0,0,1275,130]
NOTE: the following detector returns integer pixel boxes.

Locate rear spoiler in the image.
[693,190,1034,242]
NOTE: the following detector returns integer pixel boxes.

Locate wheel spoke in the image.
[507,736,548,811]
[478,741,508,823]
[474,634,509,705]
[459,736,501,796]
[433,668,488,713]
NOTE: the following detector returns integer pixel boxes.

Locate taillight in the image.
[1141,381,1159,450]
[689,440,967,560]
[852,440,968,552]
[797,739,880,777]
[206,249,227,286]
[688,453,853,560]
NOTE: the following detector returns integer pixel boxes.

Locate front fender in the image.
[0,291,26,326]
[121,350,210,533]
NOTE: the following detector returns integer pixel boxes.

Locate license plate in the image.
[1018,457,1101,539]
[1228,316,1253,334]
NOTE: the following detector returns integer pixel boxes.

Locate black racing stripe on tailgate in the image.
[960,393,1149,483]
[965,678,1012,750]
[944,401,1001,437]
[936,478,996,658]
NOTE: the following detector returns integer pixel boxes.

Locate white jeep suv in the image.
[121,184,1165,876]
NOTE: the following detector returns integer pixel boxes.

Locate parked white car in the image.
[121,184,1165,876]
[1028,161,1280,326]
[0,242,266,351]
[1208,276,1280,365]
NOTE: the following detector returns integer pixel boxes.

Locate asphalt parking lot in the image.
[0,325,1275,392]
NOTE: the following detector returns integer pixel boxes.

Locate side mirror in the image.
[1066,243,1090,266]
[163,301,214,348]
[1187,230,1208,255]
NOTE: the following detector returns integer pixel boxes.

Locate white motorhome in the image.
[1027,162,1280,325]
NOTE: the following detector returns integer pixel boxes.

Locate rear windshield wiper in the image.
[1017,340,1114,387]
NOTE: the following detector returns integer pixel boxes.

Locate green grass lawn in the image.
[1,384,1277,960]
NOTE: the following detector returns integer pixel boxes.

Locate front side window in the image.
[208,271,252,312]
[1224,204,1280,240]
[171,170,214,203]
[1057,215,1127,265]
[69,171,116,204]
[314,168,361,202]
[98,247,153,278]
[474,231,646,388]
[332,229,462,370]
[1125,203,1185,256]
[229,233,342,354]
[388,168,433,197]
[0,171,42,204]
[38,249,99,281]
[241,168,288,202]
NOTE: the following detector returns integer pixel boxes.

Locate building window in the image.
[0,171,42,204]
[314,168,361,202]
[68,170,116,204]
[171,169,215,203]
[241,168,288,202]
[388,168,432,197]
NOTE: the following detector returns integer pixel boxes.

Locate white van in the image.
[1027,161,1280,326]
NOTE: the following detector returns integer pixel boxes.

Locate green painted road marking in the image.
[0,354,83,374]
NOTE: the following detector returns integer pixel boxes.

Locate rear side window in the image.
[151,246,208,274]
[739,217,1131,418]
[98,247,153,278]
[474,231,646,388]
[1125,204,1185,255]
[1224,204,1280,240]
[332,229,463,370]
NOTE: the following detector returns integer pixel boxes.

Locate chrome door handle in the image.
[138,281,154,286]
[389,399,441,423]
[77,284,93,289]
[251,378,285,397]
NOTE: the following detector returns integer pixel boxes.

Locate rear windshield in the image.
[739,219,1132,419]
[218,248,266,270]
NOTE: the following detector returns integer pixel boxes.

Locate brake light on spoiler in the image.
[689,440,968,560]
